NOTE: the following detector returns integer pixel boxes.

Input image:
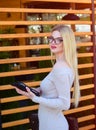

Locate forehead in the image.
[51,30,61,38]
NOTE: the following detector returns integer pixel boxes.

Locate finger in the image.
[15,87,28,96]
[26,87,31,92]
[26,87,35,98]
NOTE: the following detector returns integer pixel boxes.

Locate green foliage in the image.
[0,28,16,85]
[0,28,25,130]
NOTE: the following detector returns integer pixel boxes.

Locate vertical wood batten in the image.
[91,0,96,129]
[0,99,2,130]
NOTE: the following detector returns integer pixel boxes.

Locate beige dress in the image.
[32,66,74,130]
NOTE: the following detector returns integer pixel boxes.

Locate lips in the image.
[51,45,57,49]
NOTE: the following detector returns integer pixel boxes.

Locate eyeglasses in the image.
[47,36,63,45]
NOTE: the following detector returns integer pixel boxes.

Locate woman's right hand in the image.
[14,87,35,100]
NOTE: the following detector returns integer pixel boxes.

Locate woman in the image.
[15,25,80,130]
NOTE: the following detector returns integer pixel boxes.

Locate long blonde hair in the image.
[51,25,80,107]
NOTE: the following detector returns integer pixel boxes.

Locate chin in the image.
[51,50,57,54]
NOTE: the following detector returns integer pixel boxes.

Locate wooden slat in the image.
[80,84,94,91]
[0,68,52,77]
[0,67,94,78]
[0,42,93,52]
[78,94,95,102]
[0,54,93,66]
[78,53,93,57]
[79,73,94,79]
[1,93,94,104]
[78,63,94,69]
[0,32,50,39]
[0,8,92,14]
[1,103,94,115]
[22,0,92,4]
[2,114,95,128]
[2,118,29,128]
[1,95,28,103]
[0,56,53,64]
[79,124,95,130]
[64,105,95,115]
[0,20,92,26]
[0,81,41,90]
[78,114,95,123]
[0,44,49,51]
[0,55,94,67]
[0,83,94,91]
[1,105,38,115]
[1,90,94,104]
[77,42,93,47]
[0,32,93,39]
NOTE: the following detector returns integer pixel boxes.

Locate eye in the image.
[47,37,53,42]
[59,39,63,42]
[56,38,63,43]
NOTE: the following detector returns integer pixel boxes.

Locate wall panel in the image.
[0,0,96,129]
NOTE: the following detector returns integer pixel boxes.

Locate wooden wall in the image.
[0,0,96,130]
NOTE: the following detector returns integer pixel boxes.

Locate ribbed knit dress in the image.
[32,66,74,130]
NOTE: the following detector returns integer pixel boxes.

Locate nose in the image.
[50,39,55,44]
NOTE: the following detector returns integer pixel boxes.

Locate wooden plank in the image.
[22,0,92,4]
[2,114,95,128]
[80,84,94,91]
[0,42,93,52]
[2,118,29,128]
[78,94,95,102]
[1,95,28,103]
[1,105,38,115]
[0,67,52,77]
[79,124,95,130]
[64,105,95,115]
[77,42,93,47]
[1,103,94,115]
[79,73,94,79]
[0,67,94,78]
[0,83,94,91]
[0,56,93,68]
[0,20,92,26]
[0,32,50,39]
[0,81,41,90]
[78,63,94,69]
[0,32,92,39]
[78,114,95,123]
[78,53,93,57]
[1,93,94,104]
[0,56,53,64]
[0,8,92,14]
[0,44,49,51]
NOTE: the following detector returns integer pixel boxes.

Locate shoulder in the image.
[52,62,74,78]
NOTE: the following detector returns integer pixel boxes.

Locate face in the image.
[48,31,64,55]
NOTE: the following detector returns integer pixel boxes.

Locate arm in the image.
[32,70,73,110]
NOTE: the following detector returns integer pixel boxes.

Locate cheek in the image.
[50,45,64,53]
[58,44,64,51]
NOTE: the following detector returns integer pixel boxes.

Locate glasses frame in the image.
[47,36,63,45]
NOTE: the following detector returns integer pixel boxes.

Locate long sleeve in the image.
[32,68,74,110]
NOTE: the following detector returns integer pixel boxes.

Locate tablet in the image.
[11,81,40,96]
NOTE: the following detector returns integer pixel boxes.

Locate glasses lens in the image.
[48,37,63,44]
[48,37,53,43]
[55,38,63,44]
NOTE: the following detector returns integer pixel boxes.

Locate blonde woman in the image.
[14,25,80,130]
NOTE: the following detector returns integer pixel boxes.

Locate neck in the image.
[55,52,65,62]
